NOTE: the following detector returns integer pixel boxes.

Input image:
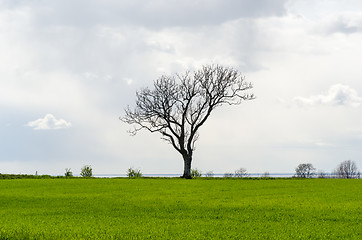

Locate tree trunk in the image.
[181,154,192,179]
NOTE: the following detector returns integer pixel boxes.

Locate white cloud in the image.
[294,84,362,107]
[26,114,72,130]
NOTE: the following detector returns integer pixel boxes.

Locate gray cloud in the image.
[0,1,276,87]
[315,13,362,34]
[294,84,362,107]
[2,0,288,29]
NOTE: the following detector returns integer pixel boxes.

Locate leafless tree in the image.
[334,160,360,179]
[295,163,316,178]
[121,65,254,178]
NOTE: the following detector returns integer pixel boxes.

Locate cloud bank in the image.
[1,0,362,175]
[7,0,287,29]
[26,114,72,130]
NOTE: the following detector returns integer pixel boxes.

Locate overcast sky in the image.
[1,0,362,176]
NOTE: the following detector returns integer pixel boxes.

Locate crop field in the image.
[0,178,361,239]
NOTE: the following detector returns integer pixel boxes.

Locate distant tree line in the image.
[1,161,359,179]
[295,160,360,179]
[67,161,361,179]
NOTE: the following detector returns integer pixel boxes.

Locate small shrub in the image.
[317,170,326,178]
[191,168,202,178]
[261,171,270,178]
[234,168,248,178]
[205,171,214,177]
[223,172,233,178]
[65,168,73,177]
[80,165,93,177]
[127,168,142,178]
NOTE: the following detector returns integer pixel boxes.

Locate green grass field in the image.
[0,178,360,239]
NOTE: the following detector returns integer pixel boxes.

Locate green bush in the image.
[0,174,52,179]
[127,168,142,178]
[65,168,73,177]
[80,165,93,177]
[191,168,202,178]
